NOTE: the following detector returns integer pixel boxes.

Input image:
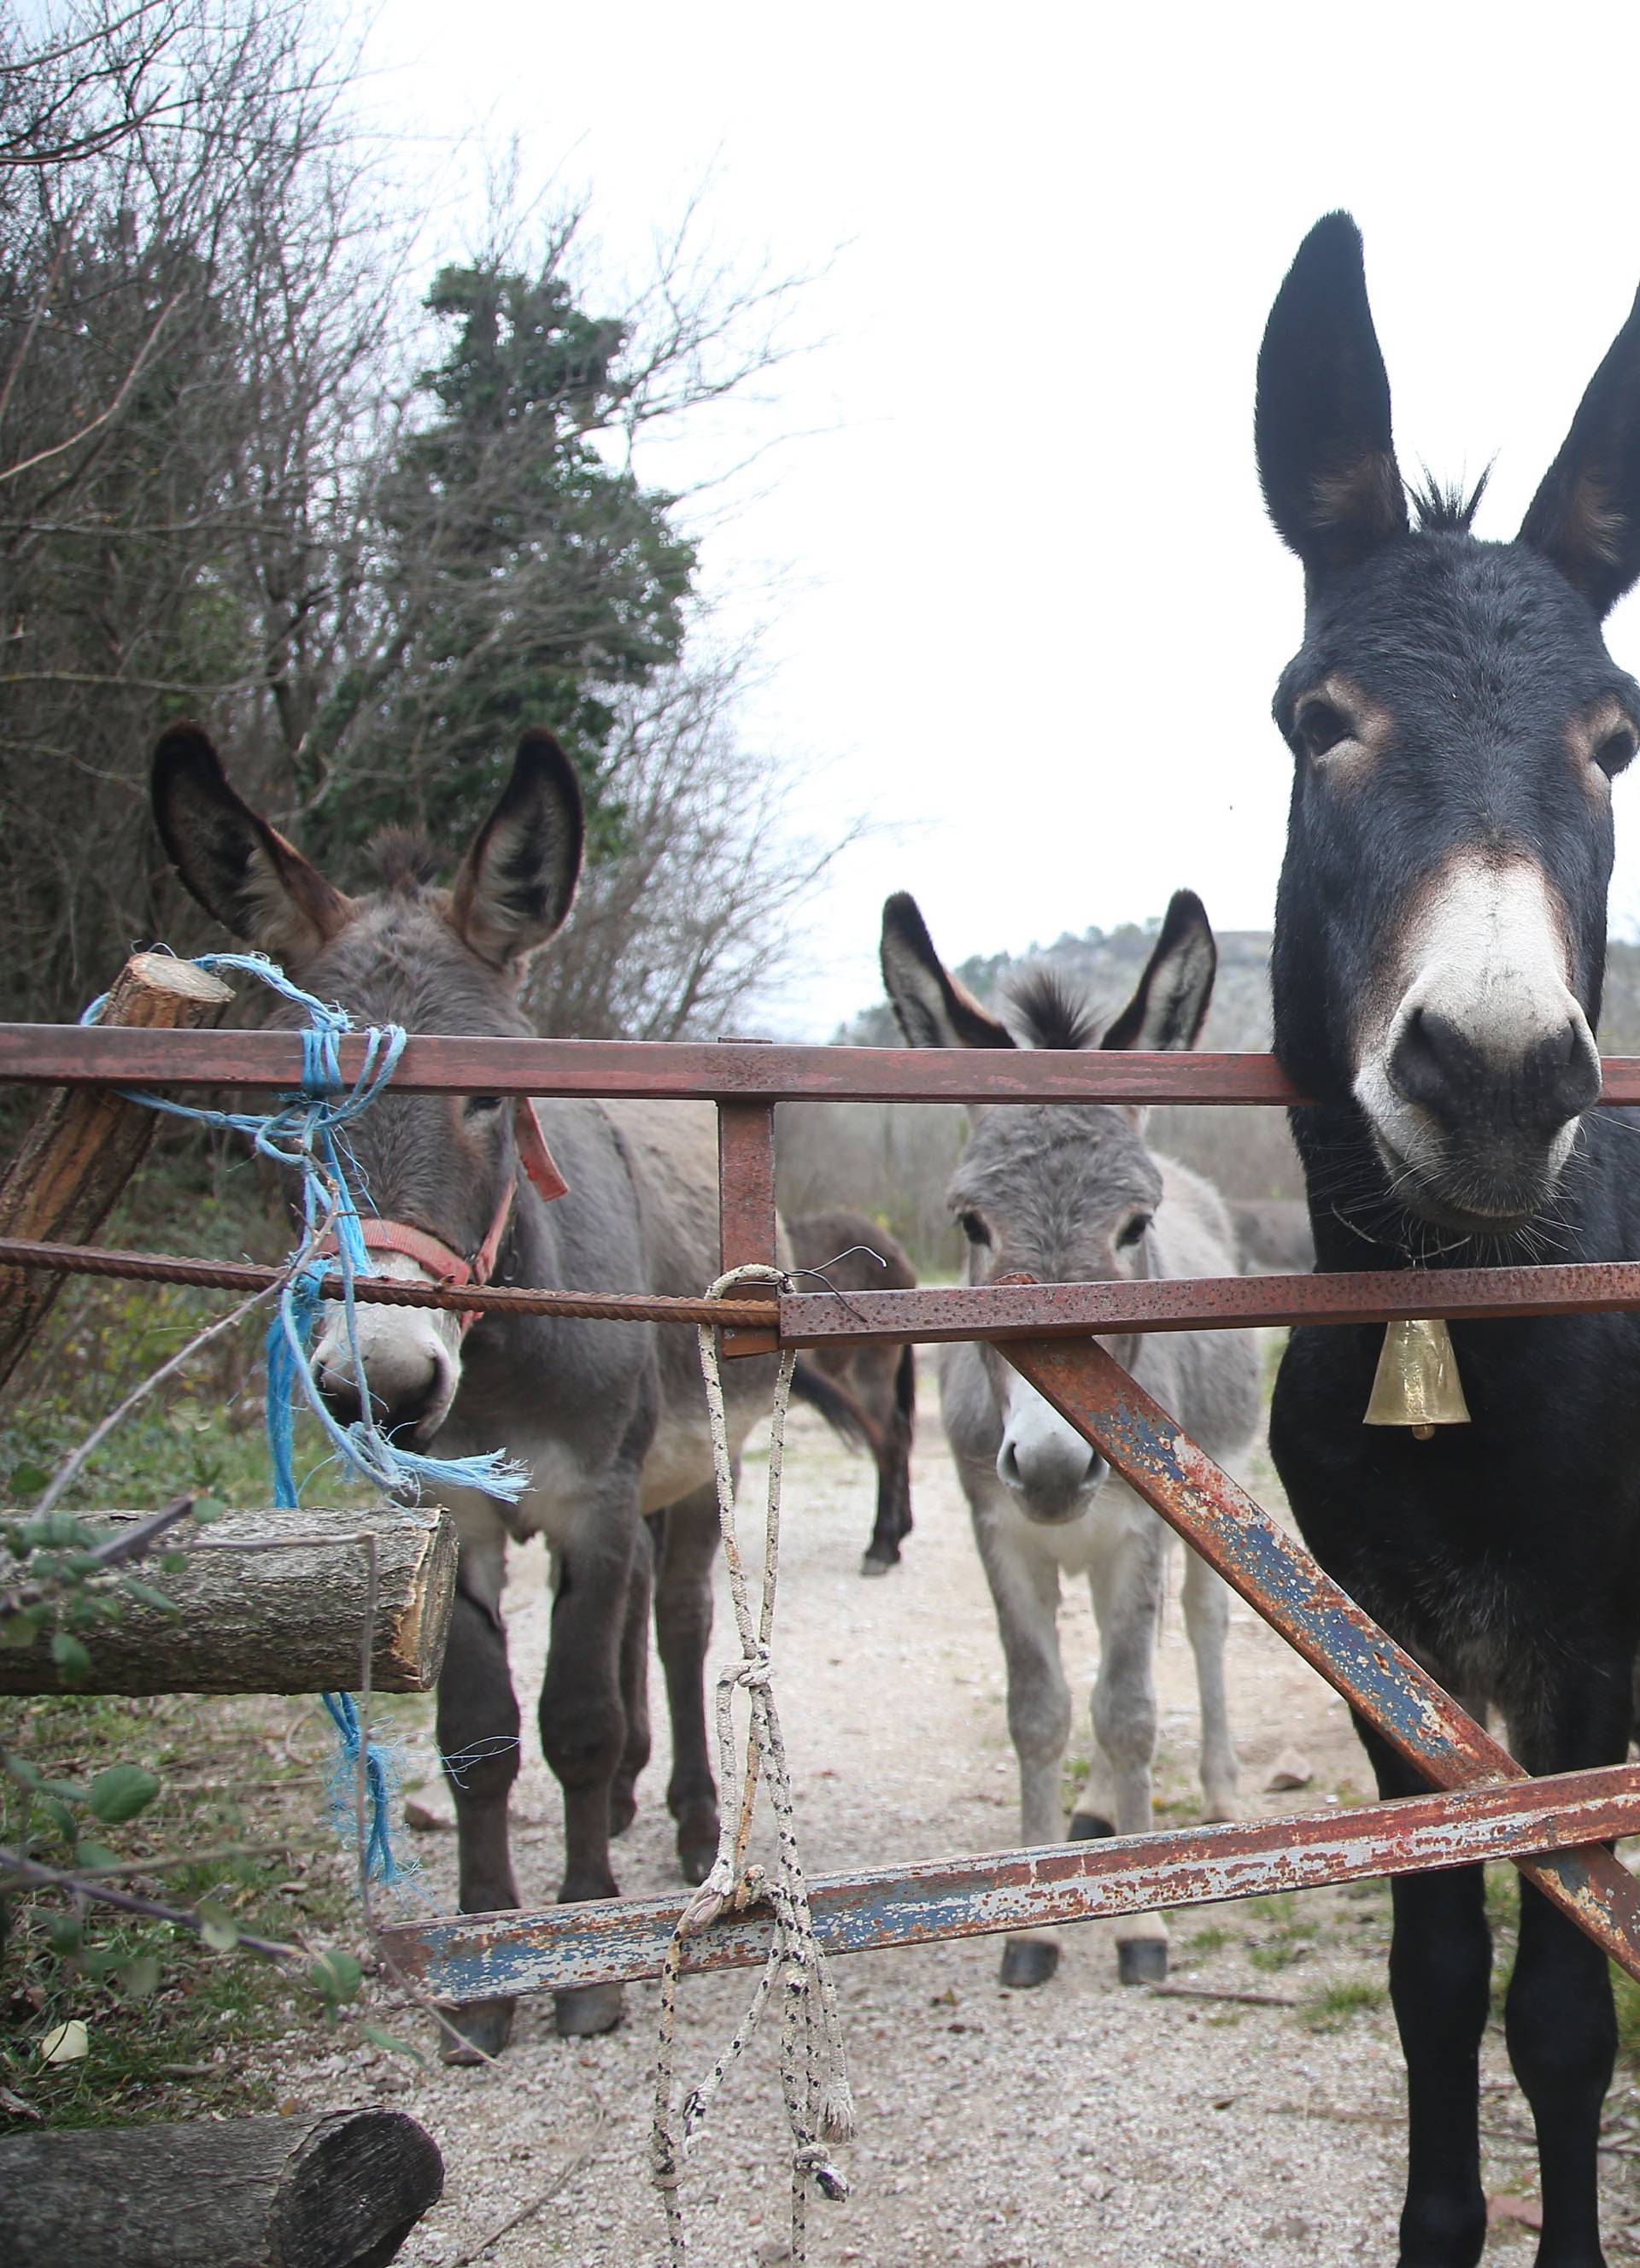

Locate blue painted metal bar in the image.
[1006,1337,1640,1982]
[379,1765,1640,2000]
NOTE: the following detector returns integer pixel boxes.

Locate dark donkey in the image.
[785,1208,917,1574]
[1257,214,1640,2266]
[152,726,852,2056]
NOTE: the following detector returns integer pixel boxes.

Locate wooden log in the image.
[0,952,234,1397]
[0,1507,455,1696]
[0,2106,443,2268]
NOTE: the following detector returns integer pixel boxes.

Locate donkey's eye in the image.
[1295,700,1353,760]
[1595,726,1637,777]
[958,1209,993,1247]
[464,1093,507,1119]
[1116,1212,1153,1250]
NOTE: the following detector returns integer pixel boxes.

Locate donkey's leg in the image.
[1356,1719,1491,2268]
[1180,1542,1240,1822]
[653,1480,722,1886]
[973,1503,1069,1989]
[1503,1679,1629,2268]
[862,1351,916,1572]
[1082,1514,1168,1984]
[609,1519,655,1840]
[436,1507,521,2064]
[539,1503,641,2039]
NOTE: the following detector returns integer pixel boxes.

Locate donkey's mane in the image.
[1409,469,1491,534]
[1006,967,1102,1052]
[369,826,440,893]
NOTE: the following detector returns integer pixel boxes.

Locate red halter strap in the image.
[317,1098,567,1336]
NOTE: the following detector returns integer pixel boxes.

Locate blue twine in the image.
[85,950,532,1890]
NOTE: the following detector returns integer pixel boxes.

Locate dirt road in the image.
[277,1370,1640,2265]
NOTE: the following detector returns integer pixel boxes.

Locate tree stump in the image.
[0,2106,443,2267]
[0,952,235,1396]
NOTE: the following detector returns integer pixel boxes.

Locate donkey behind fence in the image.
[152,724,867,2055]
[1257,213,1640,2266]
[785,1207,917,1574]
[880,888,1260,1987]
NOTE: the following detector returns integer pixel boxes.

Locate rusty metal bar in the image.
[1007,1336,1640,1980]
[717,1098,780,1357]
[379,1764,1640,1999]
[0,1025,1315,1102]
[776,1261,1640,1344]
[9,1018,1640,1107]
[18,1230,1640,1344]
[0,1236,774,1327]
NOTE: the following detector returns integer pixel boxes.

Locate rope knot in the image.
[736,1642,774,1691]
[793,2144,850,2203]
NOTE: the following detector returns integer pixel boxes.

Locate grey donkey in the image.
[152,724,861,2057]
[880,888,1261,1988]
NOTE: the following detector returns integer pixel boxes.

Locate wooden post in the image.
[0,952,234,1396]
[0,2107,443,2268]
[0,1506,456,1696]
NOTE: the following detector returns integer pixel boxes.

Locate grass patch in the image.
[1186,1923,1231,1956]
[1303,1978,1388,2031]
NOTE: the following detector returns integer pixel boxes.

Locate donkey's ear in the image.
[1102,891,1216,1053]
[150,723,352,963]
[1256,212,1408,577]
[1520,283,1640,616]
[880,893,1016,1051]
[451,730,584,969]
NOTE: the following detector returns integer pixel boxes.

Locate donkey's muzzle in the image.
[1379,1005,1599,1227]
[313,1305,460,1446]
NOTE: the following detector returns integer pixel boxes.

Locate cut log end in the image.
[0,2107,444,2268]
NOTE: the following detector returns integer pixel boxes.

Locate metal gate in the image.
[6,1016,1640,1999]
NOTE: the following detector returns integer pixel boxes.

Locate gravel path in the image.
[273,1373,1640,2265]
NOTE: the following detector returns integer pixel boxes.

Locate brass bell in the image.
[1363,1316,1471,1439]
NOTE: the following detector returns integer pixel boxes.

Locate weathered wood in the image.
[0,2106,443,2268]
[0,1507,455,1695]
[0,953,234,1396]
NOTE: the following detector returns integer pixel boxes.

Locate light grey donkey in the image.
[880,888,1261,1988]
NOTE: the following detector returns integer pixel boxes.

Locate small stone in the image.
[1264,1748,1314,1792]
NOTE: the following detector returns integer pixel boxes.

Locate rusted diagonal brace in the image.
[1006,1337,1640,1981]
[378,1766,1640,1999]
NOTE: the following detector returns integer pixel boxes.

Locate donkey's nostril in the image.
[1388,1005,1597,1137]
[1386,1006,1473,1116]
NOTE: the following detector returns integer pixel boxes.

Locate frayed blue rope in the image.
[85,949,532,1890]
[322,1692,401,1884]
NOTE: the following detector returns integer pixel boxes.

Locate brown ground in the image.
[271,1364,1640,2267]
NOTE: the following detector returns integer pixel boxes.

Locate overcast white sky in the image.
[363,1,1640,1036]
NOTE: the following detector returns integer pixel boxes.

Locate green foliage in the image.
[311,258,699,864]
[88,1767,161,1826]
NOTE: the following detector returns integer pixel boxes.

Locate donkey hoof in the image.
[1117,1937,1168,1986]
[999,1937,1060,1989]
[609,1785,638,1838]
[858,1547,899,1577]
[555,1982,624,2038]
[676,1807,720,1886]
[439,1996,515,2065]
[1068,1811,1116,1841]
[678,1837,718,1887]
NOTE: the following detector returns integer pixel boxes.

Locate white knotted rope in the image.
[651,1265,855,2263]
